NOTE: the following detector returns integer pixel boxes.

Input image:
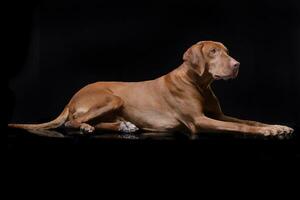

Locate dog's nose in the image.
[232,61,240,69]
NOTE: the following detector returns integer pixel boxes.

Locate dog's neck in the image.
[169,63,214,90]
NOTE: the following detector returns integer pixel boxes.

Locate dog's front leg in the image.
[214,115,294,134]
[216,115,268,126]
[193,116,290,137]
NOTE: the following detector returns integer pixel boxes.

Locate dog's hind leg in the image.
[64,95,124,134]
[94,121,139,133]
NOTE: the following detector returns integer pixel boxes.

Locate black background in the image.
[7,0,300,162]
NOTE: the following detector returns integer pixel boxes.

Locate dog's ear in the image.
[183,42,205,75]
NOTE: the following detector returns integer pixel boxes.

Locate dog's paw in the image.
[80,123,95,134]
[269,125,294,134]
[119,121,139,133]
[258,125,293,139]
[268,125,294,139]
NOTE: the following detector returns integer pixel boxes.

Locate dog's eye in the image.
[210,48,217,54]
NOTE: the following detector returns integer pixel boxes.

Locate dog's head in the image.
[183,41,240,80]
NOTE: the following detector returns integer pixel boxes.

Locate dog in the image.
[8,41,294,138]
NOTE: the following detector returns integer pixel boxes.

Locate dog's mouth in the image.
[213,75,223,80]
[213,71,238,80]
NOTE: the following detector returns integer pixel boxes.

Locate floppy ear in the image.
[183,43,205,75]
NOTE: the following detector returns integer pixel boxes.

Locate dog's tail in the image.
[8,107,69,130]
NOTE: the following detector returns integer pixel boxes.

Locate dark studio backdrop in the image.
[7,0,300,161]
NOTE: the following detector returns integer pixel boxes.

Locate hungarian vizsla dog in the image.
[9,41,294,137]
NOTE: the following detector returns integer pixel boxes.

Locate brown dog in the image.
[9,41,294,137]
